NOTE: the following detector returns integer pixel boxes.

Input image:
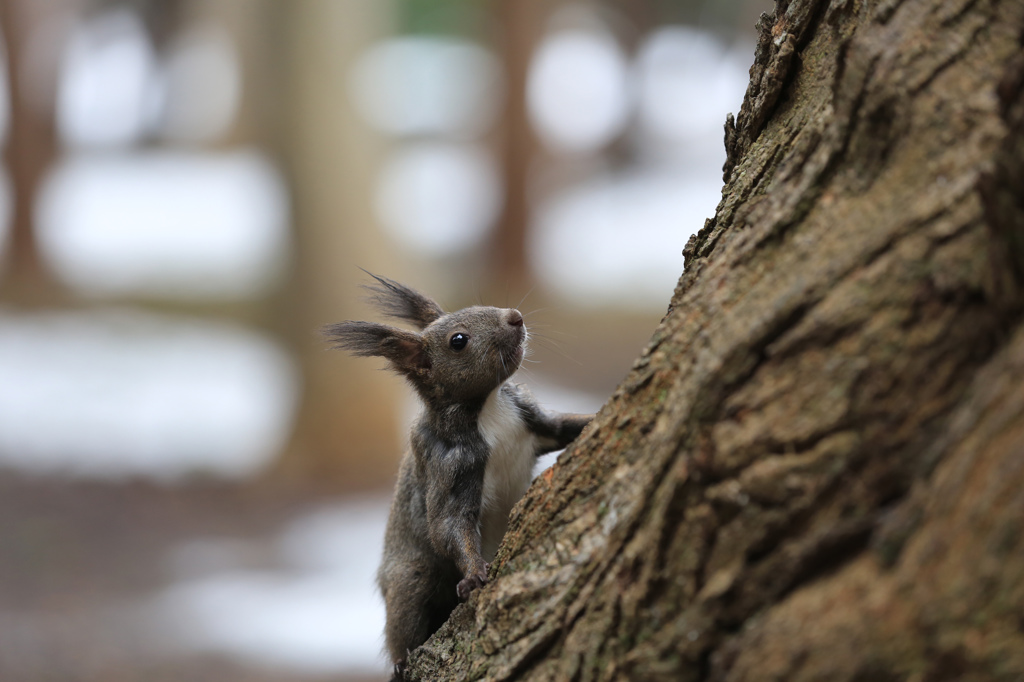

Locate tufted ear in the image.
[323,321,431,373]
[361,271,445,330]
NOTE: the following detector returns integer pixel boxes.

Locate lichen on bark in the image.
[402,0,1024,679]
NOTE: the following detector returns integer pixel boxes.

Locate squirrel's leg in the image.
[423,444,489,599]
[381,556,458,670]
[526,406,594,453]
[509,385,594,453]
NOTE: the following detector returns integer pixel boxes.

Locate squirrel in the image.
[324,273,594,676]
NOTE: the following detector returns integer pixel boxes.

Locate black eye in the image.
[449,333,469,351]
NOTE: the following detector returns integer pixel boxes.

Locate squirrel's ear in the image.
[323,321,431,372]
[361,272,444,330]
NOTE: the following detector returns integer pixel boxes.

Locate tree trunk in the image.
[488,0,547,296]
[402,0,1024,679]
[272,0,409,489]
[0,0,67,304]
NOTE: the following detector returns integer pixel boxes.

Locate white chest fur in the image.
[478,384,537,561]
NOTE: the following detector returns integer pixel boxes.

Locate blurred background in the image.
[0,0,767,679]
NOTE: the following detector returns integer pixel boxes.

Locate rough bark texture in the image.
[403,0,1024,679]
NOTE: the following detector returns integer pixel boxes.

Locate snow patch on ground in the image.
[153,498,391,676]
[0,308,298,480]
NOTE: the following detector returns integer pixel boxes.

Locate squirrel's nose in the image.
[507,310,524,327]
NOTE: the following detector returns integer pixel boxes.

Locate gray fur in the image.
[361,270,445,330]
[325,274,594,676]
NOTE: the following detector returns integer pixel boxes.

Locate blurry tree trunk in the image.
[488,0,548,296]
[404,0,1024,679]
[0,0,67,304]
[272,0,407,489]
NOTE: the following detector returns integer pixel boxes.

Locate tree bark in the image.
[402,0,1024,679]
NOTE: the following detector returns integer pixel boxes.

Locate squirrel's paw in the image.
[456,568,488,600]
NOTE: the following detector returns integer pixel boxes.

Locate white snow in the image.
[531,167,725,310]
[375,142,502,257]
[35,149,289,300]
[56,8,159,148]
[635,27,751,147]
[527,29,631,154]
[154,499,391,676]
[0,308,298,480]
[529,27,753,310]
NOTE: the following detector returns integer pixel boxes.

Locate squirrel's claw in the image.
[456,569,488,600]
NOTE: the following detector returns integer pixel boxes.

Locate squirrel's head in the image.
[324,273,526,405]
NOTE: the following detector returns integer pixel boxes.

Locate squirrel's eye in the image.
[449,333,469,351]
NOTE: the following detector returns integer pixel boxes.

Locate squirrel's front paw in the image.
[456,567,488,600]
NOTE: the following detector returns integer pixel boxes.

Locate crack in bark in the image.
[496,622,562,681]
[725,0,832,182]
[905,11,987,95]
